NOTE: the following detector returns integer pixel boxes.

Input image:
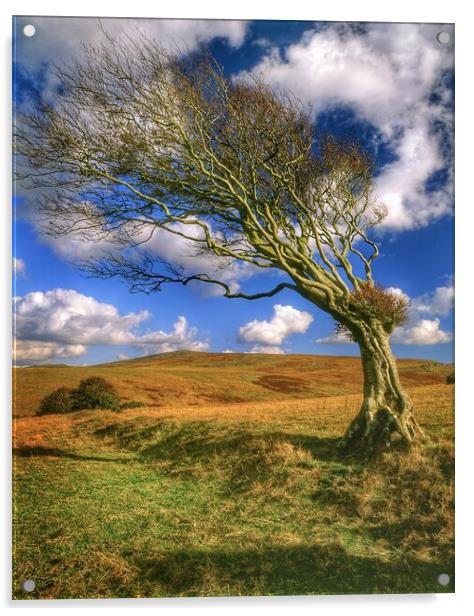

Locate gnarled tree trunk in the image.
[341,322,424,454]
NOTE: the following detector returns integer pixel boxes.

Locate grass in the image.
[12,352,454,599]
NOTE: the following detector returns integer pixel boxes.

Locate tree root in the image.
[339,402,426,458]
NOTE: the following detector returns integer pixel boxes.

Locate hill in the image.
[12,352,454,598]
[13,351,452,418]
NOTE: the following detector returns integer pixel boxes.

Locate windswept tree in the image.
[15,35,424,454]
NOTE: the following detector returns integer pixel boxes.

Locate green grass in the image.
[13,410,454,598]
[12,354,454,599]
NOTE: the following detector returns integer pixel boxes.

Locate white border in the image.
[4,1,458,22]
[2,1,472,614]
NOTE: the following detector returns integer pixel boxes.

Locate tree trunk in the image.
[341,322,424,455]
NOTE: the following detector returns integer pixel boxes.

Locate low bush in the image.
[38,387,73,415]
[119,400,146,410]
[38,377,120,415]
[71,376,120,411]
[446,373,455,384]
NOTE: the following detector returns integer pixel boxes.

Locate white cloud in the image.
[241,23,453,230]
[13,340,86,364]
[15,17,248,105]
[40,228,119,263]
[391,318,452,345]
[224,344,285,354]
[249,345,285,354]
[392,285,453,344]
[386,286,410,302]
[36,212,256,296]
[13,258,26,276]
[143,222,256,295]
[14,289,149,346]
[315,331,353,345]
[239,304,313,346]
[13,288,208,363]
[134,315,209,352]
[411,285,454,316]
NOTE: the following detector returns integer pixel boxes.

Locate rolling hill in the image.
[12,352,454,598]
[13,351,453,418]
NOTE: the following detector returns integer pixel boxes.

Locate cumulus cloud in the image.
[135,315,209,352]
[241,23,454,230]
[386,286,410,302]
[13,258,26,276]
[223,344,285,354]
[391,318,452,345]
[239,304,313,347]
[249,344,285,354]
[411,285,454,316]
[315,331,353,345]
[14,289,149,346]
[391,284,454,345]
[13,340,86,364]
[13,288,208,364]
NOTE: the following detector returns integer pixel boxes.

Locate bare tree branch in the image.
[15,37,386,315]
[82,252,297,299]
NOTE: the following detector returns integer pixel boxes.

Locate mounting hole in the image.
[23,579,35,592]
[436,31,450,45]
[23,24,36,37]
[437,573,450,586]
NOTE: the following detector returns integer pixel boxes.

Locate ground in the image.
[12,352,454,599]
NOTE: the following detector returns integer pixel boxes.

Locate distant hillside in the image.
[13,351,453,418]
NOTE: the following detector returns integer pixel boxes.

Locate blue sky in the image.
[13,17,454,365]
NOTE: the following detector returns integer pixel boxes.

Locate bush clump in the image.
[446,372,455,384]
[334,282,409,341]
[71,376,120,411]
[38,387,74,415]
[38,376,120,415]
[119,400,146,410]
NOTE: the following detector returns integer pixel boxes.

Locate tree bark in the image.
[341,322,424,455]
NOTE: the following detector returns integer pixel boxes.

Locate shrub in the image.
[38,376,122,415]
[352,282,409,328]
[119,400,146,410]
[446,372,455,384]
[334,282,409,341]
[38,387,73,415]
[71,377,120,411]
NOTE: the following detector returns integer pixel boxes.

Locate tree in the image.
[15,35,424,455]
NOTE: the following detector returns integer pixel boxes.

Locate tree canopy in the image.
[16,36,391,320]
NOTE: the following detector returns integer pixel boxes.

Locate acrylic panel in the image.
[12,16,454,599]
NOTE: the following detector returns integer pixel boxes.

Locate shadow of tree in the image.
[137,424,343,464]
[91,418,355,491]
[13,446,130,464]
[94,421,162,448]
[133,542,454,596]
[134,425,345,491]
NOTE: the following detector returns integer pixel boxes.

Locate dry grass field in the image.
[12,352,454,599]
